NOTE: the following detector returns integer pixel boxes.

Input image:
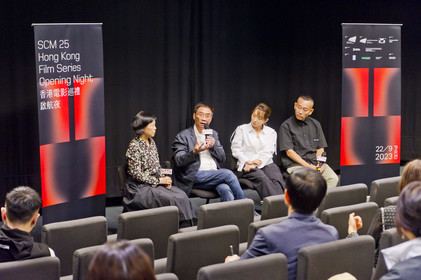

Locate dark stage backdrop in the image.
[1,0,420,200]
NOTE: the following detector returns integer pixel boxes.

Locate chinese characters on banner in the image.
[33,24,105,224]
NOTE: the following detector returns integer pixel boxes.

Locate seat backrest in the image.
[320,202,378,239]
[197,253,288,280]
[117,161,128,193]
[0,256,60,280]
[261,194,288,220]
[372,228,408,280]
[384,196,398,207]
[297,235,375,280]
[165,225,240,280]
[72,238,154,280]
[155,273,179,280]
[316,183,368,217]
[369,176,401,207]
[247,217,287,247]
[41,216,107,276]
[117,206,179,259]
[197,199,254,242]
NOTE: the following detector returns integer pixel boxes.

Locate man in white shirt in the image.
[172,102,246,201]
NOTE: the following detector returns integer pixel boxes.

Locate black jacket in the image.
[0,225,50,262]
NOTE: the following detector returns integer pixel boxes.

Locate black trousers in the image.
[243,163,285,199]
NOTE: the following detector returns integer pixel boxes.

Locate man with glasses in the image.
[279,96,338,188]
[172,102,246,201]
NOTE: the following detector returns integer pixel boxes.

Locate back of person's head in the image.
[398,159,421,193]
[132,111,156,136]
[395,181,421,238]
[286,167,327,214]
[88,241,156,280]
[4,186,41,224]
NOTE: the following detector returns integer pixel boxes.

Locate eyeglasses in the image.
[196,113,212,119]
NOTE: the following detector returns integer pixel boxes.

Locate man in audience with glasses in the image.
[172,102,246,201]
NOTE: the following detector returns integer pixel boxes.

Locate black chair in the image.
[320,202,379,239]
[315,183,368,218]
[117,161,128,194]
[41,216,108,277]
[296,236,375,280]
[372,228,408,280]
[71,238,154,280]
[197,253,288,280]
[170,157,220,204]
[166,225,240,280]
[228,154,256,191]
[261,194,288,220]
[247,217,287,248]
[369,176,401,207]
[0,256,60,280]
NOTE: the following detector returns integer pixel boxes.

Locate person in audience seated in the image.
[88,240,156,280]
[279,95,338,188]
[226,167,342,280]
[123,111,193,223]
[379,181,421,279]
[0,186,54,262]
[231,103,285,199]
[172,102,246,201]
[367,159,421,264]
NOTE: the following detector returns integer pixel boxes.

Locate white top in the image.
[230,123,277,171]
[382,237,421,269]
[194,125,217,171]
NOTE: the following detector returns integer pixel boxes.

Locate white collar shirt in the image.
[230,123,277,171]
[382,237,421,269]
[194,125,217,171]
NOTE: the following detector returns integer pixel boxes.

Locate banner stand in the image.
[33,23,106,224]
[341,23,402,189]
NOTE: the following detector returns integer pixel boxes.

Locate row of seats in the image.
[0,175,402,279]
[2,225,392,280]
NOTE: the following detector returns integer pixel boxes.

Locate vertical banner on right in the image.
[341,24,402,189]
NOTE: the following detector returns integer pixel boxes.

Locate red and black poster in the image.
[341,24,402,189]
[33,24,105,224]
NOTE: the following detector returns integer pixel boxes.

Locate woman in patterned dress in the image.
[122,111,193,222]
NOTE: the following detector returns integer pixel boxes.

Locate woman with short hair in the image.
[122,111,193,222]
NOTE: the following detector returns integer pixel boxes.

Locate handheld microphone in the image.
[203,123,213,139]
[161,161,172,176]
[316,152,327,173]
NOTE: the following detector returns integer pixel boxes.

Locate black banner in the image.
[341,24,402,189]
[33,24,105,224]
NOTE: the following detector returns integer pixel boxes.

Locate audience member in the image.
[367,159,421,263]
[123,111,193,222]
[172,102,246,201]
[225,167,339,280]
[0,186,53,262]
[88,240,156,280]
[279,95,338,188]
[231,103,285,199]
[380,181,421,279]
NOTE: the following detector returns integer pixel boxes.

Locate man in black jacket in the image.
[0,186,53,262]
[172,102,246,201]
